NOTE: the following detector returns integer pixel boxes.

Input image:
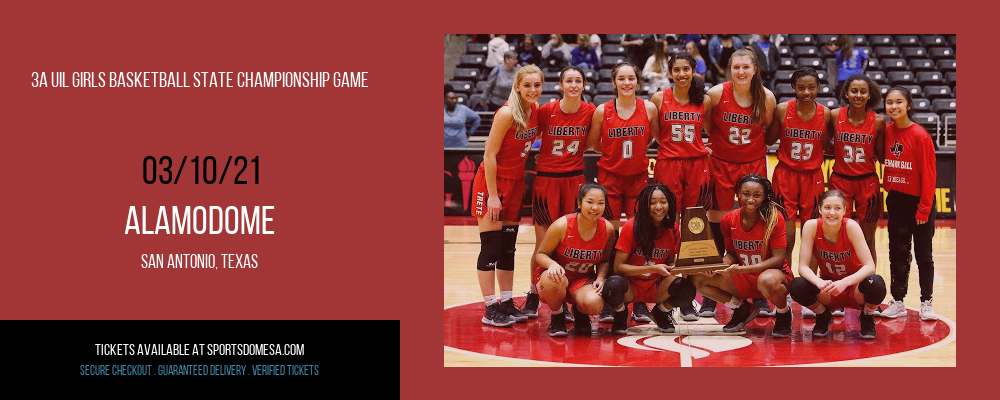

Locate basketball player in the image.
[472,65,543,327]
[605,184,697,333]
[649,52,714,321]
[790,190,885,339]
[523,66,597,320]
[535,183,617,337]
[702,48,776,318]
[690,174,794,337]
[879,87,938,321]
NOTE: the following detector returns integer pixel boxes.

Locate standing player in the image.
[702,48,776,318]
[828,74,885,264]
[690,174,794,336]
[535,184,617,336]
[649,52,714,321]
[472,65,543,327]
[790,190,886,339]
[605,184,698,333]
[523,66,597,319]
[879,87,938,321]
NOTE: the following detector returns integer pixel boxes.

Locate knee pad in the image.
[858,274,887,305]
[789,277,820,306]
[602,275,628,308]
[477,231,503,271]
[496,226,518,271]
[666,277,696,307]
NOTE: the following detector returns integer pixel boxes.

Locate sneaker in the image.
[522,293,540,319]
[812,308,833,337]
[919,299,938,321]
[832,308,845,317]
[599,304,615,323]
[499,299,528,323]
[723,301,759,333]
[548,311,568,337]
[572,305,592,335]
[651,304,676,333]
[772,310,792,338]
[611,308,629,334]
[754,298,774,317]
[859,313,876,339]
[564,303,574,323]
[632,302,652,322]
[679,303,699,321]
[879,300,907,319]
[698,298,717,317]
[801,306,817,319]
[482,303,515,327]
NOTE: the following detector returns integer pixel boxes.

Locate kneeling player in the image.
[790,190,886,339]
[535,184,617,337]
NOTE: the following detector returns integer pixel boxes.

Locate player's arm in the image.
[646,100,660,146]
[649,91,663,143]
[483,106,512,221]
[704,84,724,153]
[587,105,605,153]
[761,88,777,128]
[838,219,876,287]
[593,220,618,290]
[797,219,825,286]
[820,106,833,155]
[702,94,714,134]
[737,217,788,274]
[766,101,787,145]
[874,114,887,161]
[824,108,839,155]
[536,217,568,278]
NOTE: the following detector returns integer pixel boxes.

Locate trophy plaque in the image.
[673,207,729,273]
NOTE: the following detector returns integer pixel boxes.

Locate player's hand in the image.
[547,265,566,282]
[718,264,740,277]
[487,196,502,222]
[916,217,928,225]
[592,277,605,292]
[652,264,672,276]
[704,141,713,155]
[822,280,850,296]
[814,279,833,292]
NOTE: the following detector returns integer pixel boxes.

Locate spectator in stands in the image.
[486,34,510,68]
[821,37,840,88]
[642,39,671,93]
[708,34,744,84]
[516,34,542,67]
[480,51,519,111]
[445,85,481,148]
[571,34,600,70]
[749,34,779,91]
[589,34,603,57]
[542,34,573,71]
[684,41,708,81]
[835,35,867,103]
[622,34,654,66]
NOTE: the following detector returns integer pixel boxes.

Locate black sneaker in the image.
[859,313,876,340]
[564,303,574,323]
[499,299,528,323]
[651,304,676,333]
[482,303,515,327]
[772,310,792,338]
[698,298,717,317]
[679,303,699,321]
[723,301,759,333]
[611,308,629,334]
[599,304,615,323]
[812,308,833,337]
[522,293,540,319]
[572,305,591,335]
[632,302,652,322]
[754,298,774,317]
[548,311,568,337]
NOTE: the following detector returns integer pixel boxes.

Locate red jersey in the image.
[813,218,865,280]
[721,208,790,271]
[598,98,652,175]
[615,218,680,279]
[777,100,826,171]
[884,122,937,221]
[552,214,609,279]
[483,102,539,180]
[833,109,877,176]
[537,100,596,173]
[657,88,709,159]
[710,81,767,162]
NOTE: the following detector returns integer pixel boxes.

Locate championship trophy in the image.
[672,207,729,273]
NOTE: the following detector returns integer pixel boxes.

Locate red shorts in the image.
[823,283,863,310]
[732,267,794,301]
[471,167,525,222]
[534,267,593,304]
[653,156,712,212]
[829,173,882,223]
[772,164,825,223]
[531,172,586,227]
[628,275,664,304]
[598,169,648,222]
[709,157,767,211]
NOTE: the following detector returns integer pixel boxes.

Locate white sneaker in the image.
[919,299,938,321]
[832,308,845,317]
[801,306,816,319]
[879,300,907,319]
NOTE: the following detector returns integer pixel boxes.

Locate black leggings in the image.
[886,190,936,302]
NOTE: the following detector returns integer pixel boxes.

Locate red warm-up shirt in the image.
[883,122,936,221]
